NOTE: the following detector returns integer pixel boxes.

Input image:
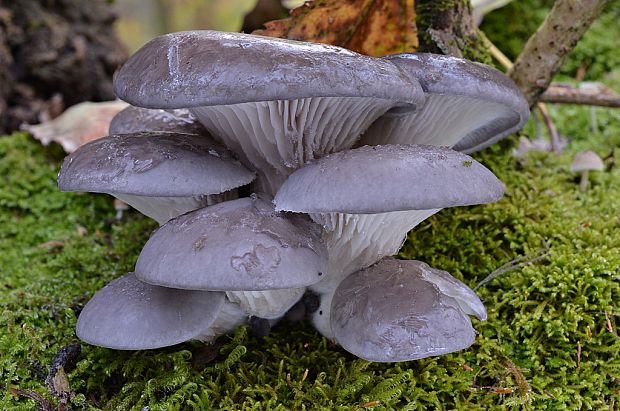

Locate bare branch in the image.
[541,84,620,108]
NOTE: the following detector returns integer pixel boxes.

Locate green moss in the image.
[2,96,620,410]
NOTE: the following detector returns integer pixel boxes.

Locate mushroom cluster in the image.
[59,31,529,362]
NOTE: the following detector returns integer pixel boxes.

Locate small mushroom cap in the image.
[361,53,530,153]
[135,196,328,291]
[58,132,255,196]
[331,259,482,362]
[114,30,423,109]
[274,144,504,214]
[109,106,207,135]
[76,272,225,350]
[571,150,604,172]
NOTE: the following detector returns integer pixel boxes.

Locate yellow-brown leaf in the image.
[253,0,417,57]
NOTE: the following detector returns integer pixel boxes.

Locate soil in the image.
[0,0,127,134]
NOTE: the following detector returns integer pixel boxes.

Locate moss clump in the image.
[415,0,493,64]
[2,95,620,410]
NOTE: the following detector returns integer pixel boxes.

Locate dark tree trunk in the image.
[415,0,491,64]
[0,0,127,134]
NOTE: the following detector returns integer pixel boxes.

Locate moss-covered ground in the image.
[2,5,620,404]
[1,96,619,409]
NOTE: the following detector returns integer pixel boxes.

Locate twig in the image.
[508,0,611,107]
[475,249,550,290]
[540,84,620,108]
[537,102,562,153]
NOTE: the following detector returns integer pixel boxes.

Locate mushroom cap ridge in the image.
[76,272,225,350]
[114,30,424,109]
[274,144,504,214]
[58,132,255,197]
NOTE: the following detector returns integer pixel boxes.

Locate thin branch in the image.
[540,84,620,108]
[537,102,562,153]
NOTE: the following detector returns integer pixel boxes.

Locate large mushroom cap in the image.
[58,132,255,197]
[135,196,328,291]
[76,273,225,350]
[274,144,504,214]
[109,106,207,136]
[114,30,422,109]
[331,259,483,362]
[360,53,530,153]
[113,31,426,194]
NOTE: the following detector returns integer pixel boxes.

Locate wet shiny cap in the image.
[113,30,424,108]
[109,106,207,135]
[76,272,225,350]
[135,195,328,291]
[331,258,484,362]
[58,132,255,196]
[274,144,504,214]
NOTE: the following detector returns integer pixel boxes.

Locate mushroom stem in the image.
[579,170,590,192]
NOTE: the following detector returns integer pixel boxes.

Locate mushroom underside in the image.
[114,190,237,225]
[190,96,399,194]
[226,288,306,319]
[309,209,441,294]
[360,94,521,151]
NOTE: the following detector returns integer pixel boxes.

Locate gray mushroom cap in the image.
[360,53,530,153]
[274,144,504,214]
[76,272,225,350]
[58,132,255,196]
[571,150,604,172]
[114,30,423,109]
[135,195,328,291]
[331,259,483,362]
[109,106,207,135]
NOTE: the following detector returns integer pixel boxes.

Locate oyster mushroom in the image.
[274,144,503,340]
[76,272,236,350]
[135,195,328,320]
[113,30,425,193]
[58,132,255,224]
[135,196,327,292]
[62,30,530,358]
[331,259,486,362]
[359,53,530,153]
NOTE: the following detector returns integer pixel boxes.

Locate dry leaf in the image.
[253,0,417,57]
[21,101,128,153]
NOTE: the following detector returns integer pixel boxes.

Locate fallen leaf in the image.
[253,0,417,57]
[21,101,128,153]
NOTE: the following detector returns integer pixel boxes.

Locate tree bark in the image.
[0,0,127,134]
[508,0,610,107]
[415,0,491,63]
